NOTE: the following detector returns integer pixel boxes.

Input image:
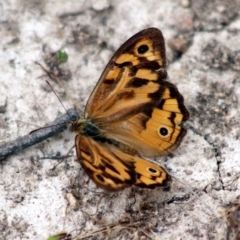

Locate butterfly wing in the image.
[84,28,189,157]
[75,135,171,191]
[131,155,171,189]
[75,135,135,191]
[85,28,167,119]
[105,81,189,156]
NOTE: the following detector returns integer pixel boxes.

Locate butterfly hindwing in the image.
[75,135,135,191]
[75,135,171,191]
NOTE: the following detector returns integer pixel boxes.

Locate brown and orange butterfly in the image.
[72,28,189,191]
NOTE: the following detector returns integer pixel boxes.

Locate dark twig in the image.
[0,108,78,160]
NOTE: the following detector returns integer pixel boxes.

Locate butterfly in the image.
[72,28,189,191]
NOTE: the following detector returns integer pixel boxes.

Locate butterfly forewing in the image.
[85,28,167,118]
[105,81,189,156]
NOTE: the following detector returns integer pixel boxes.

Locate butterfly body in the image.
[73,28,189,191]
[73,119,102,138]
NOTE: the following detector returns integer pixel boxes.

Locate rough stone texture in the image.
[1,0,240,239]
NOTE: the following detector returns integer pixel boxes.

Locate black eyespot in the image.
[138,44,149,54]
[159,127,168,136]
[148,168,157,173]
[96,174,105,182]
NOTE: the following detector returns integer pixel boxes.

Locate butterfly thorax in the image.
[72,119,102,138]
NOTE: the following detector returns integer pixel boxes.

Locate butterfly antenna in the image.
[36,61,77,112]
[29,123,65,134]
[46,80,69,114]
[35,61,54,80]
[29,74,78,135]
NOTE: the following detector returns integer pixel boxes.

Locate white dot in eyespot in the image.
[158,126,169,137]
